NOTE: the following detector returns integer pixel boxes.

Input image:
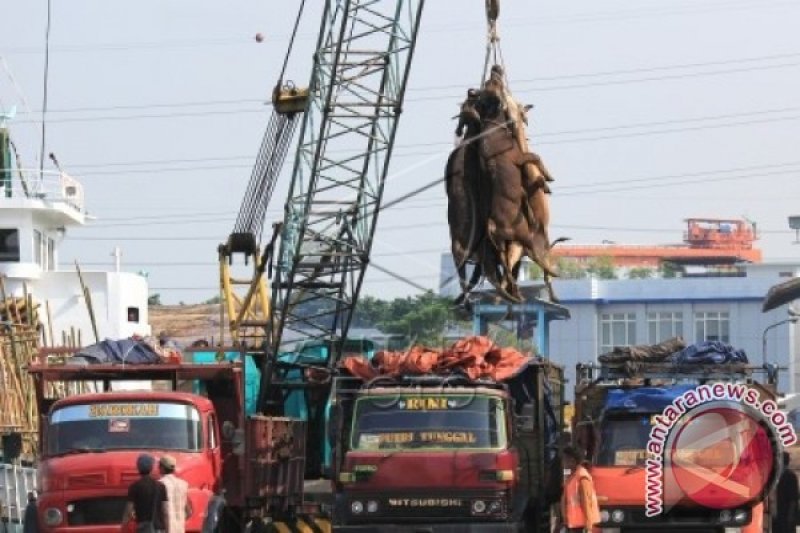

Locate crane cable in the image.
[481,0,504,85]
[278,0,307,87]
[231,0,307,249]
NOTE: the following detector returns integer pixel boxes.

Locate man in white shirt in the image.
[158,455,192,533]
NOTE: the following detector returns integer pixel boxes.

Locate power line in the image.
[10,61,800,126]
[60,109,800,177]
[4,0,795,57]
[69,160,800,227]
[9,50,799,117]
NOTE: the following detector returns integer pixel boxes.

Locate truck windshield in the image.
[351,393,506,450]
[46,402,202,456]
[596,415,652,466]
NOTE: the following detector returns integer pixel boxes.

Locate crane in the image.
[255,0,425,415]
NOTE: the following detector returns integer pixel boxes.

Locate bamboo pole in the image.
[75,262,99,343]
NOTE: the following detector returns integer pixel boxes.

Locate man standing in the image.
[122,454,169,533]
[22,491,37,533]
[558,446,600,533]
[773,451,799,533]
[158,455,191,533]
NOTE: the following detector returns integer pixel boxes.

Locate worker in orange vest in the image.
[558,446,601,533]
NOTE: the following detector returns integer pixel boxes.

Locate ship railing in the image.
[1,168,84,212]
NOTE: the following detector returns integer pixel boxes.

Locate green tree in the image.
[352,295,390,327]
[556,257,587,279]
[378,292,453,346]
[660,261,681,279]
[530,257,587,280]
[148,293,162,306]
[203,295,222,304]
[628,267,655,279]
[586,255,617,279]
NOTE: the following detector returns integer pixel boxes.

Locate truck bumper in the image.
[334,523,522,533]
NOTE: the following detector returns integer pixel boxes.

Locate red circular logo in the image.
[668,404,776,509]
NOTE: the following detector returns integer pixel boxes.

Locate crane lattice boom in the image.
[268,0,424,374]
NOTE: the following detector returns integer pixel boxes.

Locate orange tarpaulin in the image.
[341,336,533,382]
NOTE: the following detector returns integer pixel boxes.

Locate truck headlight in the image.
[600,509,610,523]
[720,510,732,523]
[366,500,378,513]
[733,509,749,523]
[351,500,364,514]
[472,500,487,514]
[44,507,63,526]
[611,509,625,523]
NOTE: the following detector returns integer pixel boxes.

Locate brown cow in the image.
[446,90,517,304]
[476,73,560,302]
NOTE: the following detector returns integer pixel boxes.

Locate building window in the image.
[0,229,20,262]
[600,312,637,353]
[34,230,43,267]
[127,307,140,323]
[648,312,683,343]
[695,311,730,343]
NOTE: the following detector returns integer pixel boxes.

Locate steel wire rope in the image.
[64,105,800,174]
[10,50,800,116]
[232,0,306,246]
[10,58,800,125]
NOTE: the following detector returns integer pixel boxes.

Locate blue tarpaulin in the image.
[604,385,697,413]
[70,338,160,365]
[672,341,749,365]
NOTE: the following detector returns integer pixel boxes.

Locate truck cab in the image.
[36,391,220,532]
[573,361,778,533]
[28,356,309,533]
[331,360,564,533]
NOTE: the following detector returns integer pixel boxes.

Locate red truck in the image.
[28,356,310,533]
[572,360,779,533]
[330,360,565,533]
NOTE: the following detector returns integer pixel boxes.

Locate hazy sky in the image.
[2,0,799,304]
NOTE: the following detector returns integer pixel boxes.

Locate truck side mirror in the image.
[2,433,22,461]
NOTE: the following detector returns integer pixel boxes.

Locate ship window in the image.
[127,307,140,323]
[0,229,20,262]
[34,230,44,267]
[47,238,55,271]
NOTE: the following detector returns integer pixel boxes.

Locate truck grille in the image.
[67,497,127,525]
[343,491,508,522]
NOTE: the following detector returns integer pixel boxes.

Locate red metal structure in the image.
[551,218,762,268]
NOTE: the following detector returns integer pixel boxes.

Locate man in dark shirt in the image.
[22,491,38,533]
[121,454,169,533]
[774,451,799,533]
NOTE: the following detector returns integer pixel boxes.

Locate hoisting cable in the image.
[278,0,307,87]
[229,0,307,256]
[480,0,501,85]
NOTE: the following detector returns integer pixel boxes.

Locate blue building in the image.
[440,256,800,395]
